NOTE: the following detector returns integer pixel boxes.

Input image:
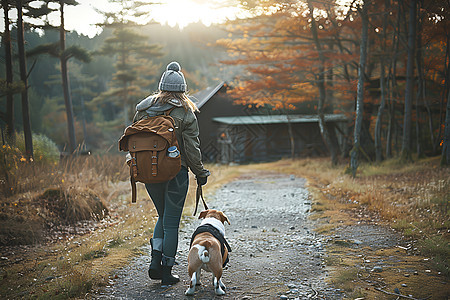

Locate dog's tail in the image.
[196,245,210,263]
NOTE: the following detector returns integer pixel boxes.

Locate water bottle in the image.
[167,146,180,158]
[125,153,132,165]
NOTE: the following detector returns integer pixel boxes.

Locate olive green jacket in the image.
[133,96,210,178]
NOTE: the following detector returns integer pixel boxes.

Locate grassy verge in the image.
[0,156,448,299]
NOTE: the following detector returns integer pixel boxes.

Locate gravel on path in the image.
[93,172,345,299]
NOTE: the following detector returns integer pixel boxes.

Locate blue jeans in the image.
[145,166,188,258]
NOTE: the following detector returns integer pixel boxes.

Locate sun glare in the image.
[151,0,241,29]
[1,0,242,37]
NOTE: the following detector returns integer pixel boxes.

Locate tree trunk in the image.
[386,72,394,158]
[441,88,450,165]
[351,0,369,177]
[386,0,401,158]
[375,61,386,162]
[401,0,417,161]
[376,0,390,163]
[415,19,423,158]
[2,0,14,145]
[436,35,450,154]
[286,114,295,159]
[307,0,338,166]
[59,0,77,153]
[120,37,131,126]
[327,42,334,103]
[16,0,34,161]
[424,87,435,154]
[123,82,129,125]
[80,96,88,149]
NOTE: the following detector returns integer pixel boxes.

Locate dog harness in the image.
[190,224,231,268]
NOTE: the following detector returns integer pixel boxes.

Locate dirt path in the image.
[93,172,347,299]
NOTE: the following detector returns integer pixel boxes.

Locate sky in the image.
[1,0,244,38]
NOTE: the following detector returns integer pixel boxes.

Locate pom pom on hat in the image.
[159,61,187,92]
[167,61,181,72]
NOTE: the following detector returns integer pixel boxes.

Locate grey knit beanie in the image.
[158,61,187,92]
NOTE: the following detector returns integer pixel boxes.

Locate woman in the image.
[133,61,210,285]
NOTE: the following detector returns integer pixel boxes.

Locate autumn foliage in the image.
[218,0,449,161]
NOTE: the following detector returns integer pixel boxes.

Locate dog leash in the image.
[194,183,209,216]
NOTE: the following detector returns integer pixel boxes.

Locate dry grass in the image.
[257,156,449,299]
[0,155,133,298]
[331,266,360,292]
[262,157,449,238]
[0,156,246,299]
[1,153,128,198]
[0,155,448,299]
[0,155,126,245]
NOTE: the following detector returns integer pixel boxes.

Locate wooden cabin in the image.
[191,82,349,163]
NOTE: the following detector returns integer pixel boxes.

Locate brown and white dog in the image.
[185,209,230,296]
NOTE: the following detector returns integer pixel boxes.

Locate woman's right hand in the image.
[196,176,208,186]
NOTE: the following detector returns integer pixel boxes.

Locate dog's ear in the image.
[198,210,209,219]
[221,212,230,225]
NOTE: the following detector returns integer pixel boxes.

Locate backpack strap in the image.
[130,153,138,203]
[131,176,137,203]
[151,150,158,176]
[130,153,138,178]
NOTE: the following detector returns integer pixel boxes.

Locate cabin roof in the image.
[191,81,226,109]
[212,114,349,125]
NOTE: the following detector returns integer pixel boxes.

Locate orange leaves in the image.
[218,0,367,111]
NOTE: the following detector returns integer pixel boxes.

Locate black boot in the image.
[148,238,163,280]
[161,255,179,286]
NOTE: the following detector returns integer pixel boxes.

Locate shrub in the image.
[0,144,23,196]
[1,133,59,197]
[15,132,59,164]
[0,144,22,171]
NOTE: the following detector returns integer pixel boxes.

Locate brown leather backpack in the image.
[118,109,181,203]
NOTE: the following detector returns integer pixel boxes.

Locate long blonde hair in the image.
[153,91,199,112]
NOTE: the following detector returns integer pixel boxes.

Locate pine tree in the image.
[58,0,80,153]
[94,0,162,126]
[25,0,91,153]
[2,0,15,144]
[14,0,52,160]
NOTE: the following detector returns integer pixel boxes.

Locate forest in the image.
[218,0,449,169]
[0,1,449,299]
[1,0,449,168]
[1,3,229,155]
